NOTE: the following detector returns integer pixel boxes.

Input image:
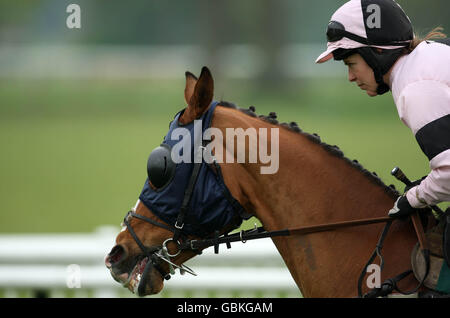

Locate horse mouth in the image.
[122,256,149,294]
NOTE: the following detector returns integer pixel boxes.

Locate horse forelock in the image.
[216,100,401,200]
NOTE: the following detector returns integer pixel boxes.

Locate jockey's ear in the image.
[189,66,214,117]
[184,71,198,105]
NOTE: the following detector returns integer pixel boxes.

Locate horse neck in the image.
[213,106,419,297]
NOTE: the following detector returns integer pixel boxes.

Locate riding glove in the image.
[388,195,416,218]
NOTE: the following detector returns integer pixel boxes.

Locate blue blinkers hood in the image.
[139,101,250,237]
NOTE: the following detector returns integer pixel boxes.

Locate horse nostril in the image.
[107,244,127,266]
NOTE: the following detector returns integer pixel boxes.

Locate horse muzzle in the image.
[105,244,168,296]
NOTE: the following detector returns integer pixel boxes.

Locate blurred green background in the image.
[0,0,448,233]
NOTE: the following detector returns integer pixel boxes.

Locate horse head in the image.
[105,67,249,296]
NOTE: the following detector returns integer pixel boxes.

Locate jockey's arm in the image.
[396,80,450,208]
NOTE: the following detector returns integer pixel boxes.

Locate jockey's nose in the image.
[348,68,357,82]
[105,244,127,268]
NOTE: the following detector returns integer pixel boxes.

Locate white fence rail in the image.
[0,226,300,298]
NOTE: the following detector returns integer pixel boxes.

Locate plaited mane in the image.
[216,101,400,199]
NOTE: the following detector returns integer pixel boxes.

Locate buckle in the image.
[174,220,184,230]
[190,240,197,250]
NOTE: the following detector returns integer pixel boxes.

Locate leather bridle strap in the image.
[172,161,202,242]
[288,216,392,235]
[126,211,177,234]
[123,212,174,281]
[123,215,155,255]
[183,216,392,252]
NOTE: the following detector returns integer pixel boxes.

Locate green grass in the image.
[0,78,445,233]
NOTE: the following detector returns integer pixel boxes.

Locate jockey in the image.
[315,0,450,218]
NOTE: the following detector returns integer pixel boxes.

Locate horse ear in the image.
[189,66,214,116]
[184,71,198,105]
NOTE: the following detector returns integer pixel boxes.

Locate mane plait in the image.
[216,101,401,199]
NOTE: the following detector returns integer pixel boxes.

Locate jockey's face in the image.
[344,53,378,97]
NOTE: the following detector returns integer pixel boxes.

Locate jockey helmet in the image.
[316,0,413,94]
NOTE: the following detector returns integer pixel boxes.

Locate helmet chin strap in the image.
[356,47,405,96]
[376,79,391,95]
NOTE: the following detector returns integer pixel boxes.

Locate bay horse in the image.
[105,66,423,297]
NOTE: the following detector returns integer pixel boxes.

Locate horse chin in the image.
[138,269,164,296]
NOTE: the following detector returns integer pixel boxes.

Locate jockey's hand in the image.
[388,194,431,219]
[388,195,416,218]
[388,175,427,218]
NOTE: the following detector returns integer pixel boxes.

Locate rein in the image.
[181,216,392,252]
